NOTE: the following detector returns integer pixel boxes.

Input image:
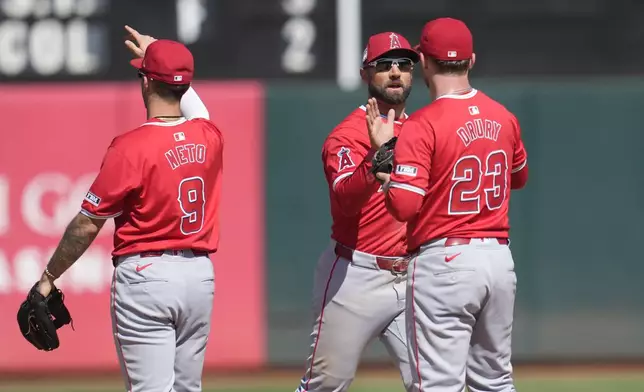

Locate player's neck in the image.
[430,75,472,101]
[146,97,183,121]
[376,101,406,120]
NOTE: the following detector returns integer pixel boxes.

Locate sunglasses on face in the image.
[366,58,414,73]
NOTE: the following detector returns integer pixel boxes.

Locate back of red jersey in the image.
[81,118,223,256]
[389,89,527,250]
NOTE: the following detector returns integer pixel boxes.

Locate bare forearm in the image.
[45,213,103,279]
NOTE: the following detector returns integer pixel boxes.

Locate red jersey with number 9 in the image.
[80,117,223,257]
[386,89,527,251]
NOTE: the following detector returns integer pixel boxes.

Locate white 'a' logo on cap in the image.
[389,33,401,49]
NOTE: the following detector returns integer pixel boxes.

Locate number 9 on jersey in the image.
[178,177,206,235]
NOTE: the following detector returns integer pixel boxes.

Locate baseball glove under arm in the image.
[17,282,73,351]
[370,136,398,174]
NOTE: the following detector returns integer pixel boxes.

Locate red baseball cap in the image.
[130,39,194,85]
[417,18,473,61]
[362,32,419,65]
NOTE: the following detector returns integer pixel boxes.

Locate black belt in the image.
[139,249,210,258]
[112,249,210,267]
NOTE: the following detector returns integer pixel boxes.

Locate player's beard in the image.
[368,82,412,105]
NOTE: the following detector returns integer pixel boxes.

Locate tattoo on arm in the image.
[46,213,105,279]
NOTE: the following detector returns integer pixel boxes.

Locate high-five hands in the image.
[365,98,395,150]
[365,98,397,185]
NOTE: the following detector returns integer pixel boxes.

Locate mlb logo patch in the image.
[448,51,457,58]
[395,165,418,177]
[174,75,183,82]
[84,191,101,207]
[174,132,186,142]
[468,106,479,115]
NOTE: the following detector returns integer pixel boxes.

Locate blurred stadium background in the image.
[1,0,644,391]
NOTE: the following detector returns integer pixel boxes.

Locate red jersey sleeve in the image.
[322,129,380,216]
[510,115,529,189]
[80,142,140,219]
[511,115,527,173]
[385,119,434,221]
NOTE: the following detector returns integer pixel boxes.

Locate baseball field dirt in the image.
[1,364,643,392]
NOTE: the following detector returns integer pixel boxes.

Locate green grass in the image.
[515,377,644,392]
[2,374,644,392]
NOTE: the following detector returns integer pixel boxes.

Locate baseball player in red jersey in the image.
[294,32,419,392]
[367,18,528,392]
[31,26,222,392]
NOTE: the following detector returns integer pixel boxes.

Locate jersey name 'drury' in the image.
[456,118,502,147]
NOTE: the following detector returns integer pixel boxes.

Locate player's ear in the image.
[360,68,368,83]
[420,52,428,69]
[142,76,152,93]
[469,53,476,69]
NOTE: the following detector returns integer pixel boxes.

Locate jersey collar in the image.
[141,117,187,127]
[435,89,478,101]
[358,105,407,124]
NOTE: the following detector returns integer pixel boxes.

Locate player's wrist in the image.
[37,273,55,297]
[375,173,391,185]
[363,150,377,178]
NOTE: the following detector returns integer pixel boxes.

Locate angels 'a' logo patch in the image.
[389,33,402,49]
[337,147,356,171]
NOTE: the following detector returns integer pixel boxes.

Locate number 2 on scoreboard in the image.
[448,150,508,215]
[178,176,206,235]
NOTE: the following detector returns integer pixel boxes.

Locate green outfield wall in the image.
[264,78,644,364]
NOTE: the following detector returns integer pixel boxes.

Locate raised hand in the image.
[365,97,395,149]
[124,25,157,59]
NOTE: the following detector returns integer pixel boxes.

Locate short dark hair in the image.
[150,80,190,102]
[432,59,470,75]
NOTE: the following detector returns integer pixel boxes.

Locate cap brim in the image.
[376,48,420,64]
[130,58,143,69]
[408,49,421,63]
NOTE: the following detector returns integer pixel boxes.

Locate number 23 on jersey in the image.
[448,150,508,215]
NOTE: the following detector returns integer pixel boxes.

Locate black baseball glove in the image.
[17,282,73,351]
[370,136,398,174]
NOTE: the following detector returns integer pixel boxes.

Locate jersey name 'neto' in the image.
[165,143,207,170]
